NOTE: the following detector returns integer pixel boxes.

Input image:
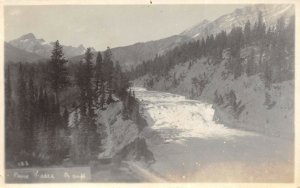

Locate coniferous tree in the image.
[227,27,243,79]
[103,47,114,104]
[26,68,36,152]
[113,61,123,96]
[76,61,87,116]
[286,15,295,77]
[47,40,69,104]
[100,84,106,109]
[246,48,256,76]
[5,65,16,162]
[269,16,286,82]
[17,63,30,152]
[63,107,69,129]
[84,48,94,116]
[244,20,251,45]
[95,51,103,94]
[5,65,12,128]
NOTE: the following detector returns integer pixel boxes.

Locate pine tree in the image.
[103,47,114,104]
[254,11,265,42]
[100,84,106,109]
[269,16,287,82]
[95,51,103,94]
[227,27,244,79]
[84,48,94,116]
[75,61,87,116]
[63,107,69,129]
[244,20,251,45]
[113,61,123,96]
[5,65,15,161]
[27,68,36,152]
[47,40,69,104]
[17,64,28,130]
[264,60,272,89]
[246,48,256,76]
[286,15,295,77]
[5,65,12,128]
[103,47,112,81]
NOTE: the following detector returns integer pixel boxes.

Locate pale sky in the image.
[5,5,245,51]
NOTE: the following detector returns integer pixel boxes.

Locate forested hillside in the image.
[132,13,295,138]
[5,41,137,167]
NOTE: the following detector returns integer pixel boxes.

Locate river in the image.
[132,87,294,182]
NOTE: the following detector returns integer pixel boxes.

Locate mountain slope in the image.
[4,42,45,63]
[70,35,191,69]
[181,4,294,40]
[134,47,294,139]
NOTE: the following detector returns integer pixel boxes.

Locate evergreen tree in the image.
[103,47,114,104]
[95,51,103,95]
[254,11,266,42]
[246,48,256,76]
[75,61,87,116]
[264,60,272,89]
[100,84,106,109]
[270,16,287,82]
[286,15,295,77]
[27,68,36,152]
[5,65,15,162]
[47,40,69,104]
[84,48,94,116]
[5,65,12,128]
[244,20,251,45]
[63,107,69,129]
[227,27,244,79]
[113,61,127,97]
[17,63,30,152]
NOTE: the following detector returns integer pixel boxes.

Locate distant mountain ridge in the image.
[4,42,46,63]
[70,4,294,69]
[181,4,294,40]
[70,35,191,69]
[5,4,294,66]
[8,33,92,59]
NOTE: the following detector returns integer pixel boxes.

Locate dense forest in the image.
[130,13,295,88]
[5,42,133,167]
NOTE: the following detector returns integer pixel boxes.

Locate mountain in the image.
[8,33,89,59]
[132,4,295,139]
[70,4,294,69]
[6,4,294,67]
[181,4,294,40]
[70,35,191,69]
[4,42,45,63]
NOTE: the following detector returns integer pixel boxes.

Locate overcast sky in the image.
[5,5,245,51]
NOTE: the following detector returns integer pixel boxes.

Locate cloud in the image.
[9,9,21,16]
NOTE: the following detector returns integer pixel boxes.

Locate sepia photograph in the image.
[2,1,298,185]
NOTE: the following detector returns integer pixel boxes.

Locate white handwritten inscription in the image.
[7,167,90,182]
[34,170,55,179]
[13,172,29,179]
[64,172,86,180]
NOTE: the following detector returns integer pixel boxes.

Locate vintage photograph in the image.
[3,3,295,183]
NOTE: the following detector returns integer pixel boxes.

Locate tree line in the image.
[5,41,130,167]
[129,13,295,88]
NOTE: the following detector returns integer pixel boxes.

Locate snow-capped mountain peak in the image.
[18,33,36,40]
[181,4,294,40]
[8,33,92,58]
